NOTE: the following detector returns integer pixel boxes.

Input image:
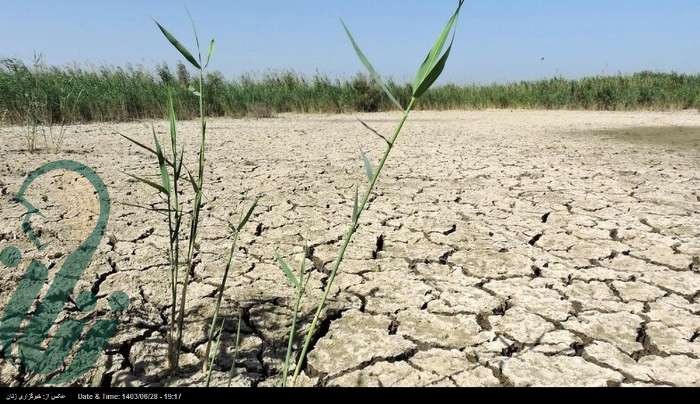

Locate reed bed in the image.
[1,58,698,125]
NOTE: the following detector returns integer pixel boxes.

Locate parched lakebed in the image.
[0,110,699,387]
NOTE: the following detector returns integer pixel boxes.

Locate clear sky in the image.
[1,0,699,84]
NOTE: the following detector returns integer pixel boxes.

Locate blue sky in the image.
[1,1,699,84]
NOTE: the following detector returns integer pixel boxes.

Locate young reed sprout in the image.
[226,310,243,387]
[203,197,260,372]
[205,319,226,387]
[274,242,311,387]
[122,13,219,372]
[289,0,465,385]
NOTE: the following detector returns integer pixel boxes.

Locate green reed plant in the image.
[203,196,259,372]
[274,242,311,387]
[4,61,699,125]
[42,87,83,153]
[120,14,239,373]
[226,310,243,387]
[121,90,186,372]
[205,319,225,387]
[288,0,465,386]
[9,55,47,153]
[155,15,214,371]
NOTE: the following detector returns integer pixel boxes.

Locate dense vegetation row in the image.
[1,57,699,124]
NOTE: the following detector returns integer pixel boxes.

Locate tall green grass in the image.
[1,56,699,125]
[419,72,700,111]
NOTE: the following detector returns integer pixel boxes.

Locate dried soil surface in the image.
[1,110,699,387]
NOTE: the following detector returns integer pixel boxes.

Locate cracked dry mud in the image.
[0,110,699,387]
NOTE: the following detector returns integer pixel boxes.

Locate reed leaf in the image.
[236,196,260,233]
[154,20,201,69]
[357,118,390,145]
[152,129,171,194]
[275,252,299,289]
[361,150,374,183]
[413,35,455,99]
[125,173,168,195]
[341,19,403,111]
[226,313,242,387]
[412,0,464,97]
[351,185,359,223]
[205,39,216,68]
[167,93,178,162]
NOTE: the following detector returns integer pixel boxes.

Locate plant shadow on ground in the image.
[115,298,317,386]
